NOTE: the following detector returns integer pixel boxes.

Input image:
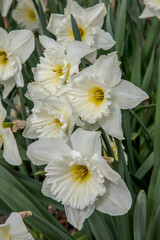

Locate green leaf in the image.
[88,211,114,240]
[135,152,154,179]
[147,59,160,219]
[134,190,147,240]
[71,14,81,41]
[142,46,155,91]
[115,0,127,57]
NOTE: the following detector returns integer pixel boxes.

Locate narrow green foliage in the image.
[134,190,147,240]
[115,0,127,57]
[88,211,114,240]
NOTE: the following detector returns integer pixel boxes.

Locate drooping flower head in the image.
[27,128,132,230]
[139,0,160,19]
[0,212,34,240]
[47,0,115,52]
[0,99,22,165]
[68,53,149,140]
[12,0,44,32]
[0,27,34,98]
[33,35,95,95]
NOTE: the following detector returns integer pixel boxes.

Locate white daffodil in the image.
[27,128,132,230]
[139,0,160,20]
[0,0,13,17]
[23,93,82,140]
[47,0,115,52]
[0,212,34,240]
[33,35,96,96]
[12,0,43,32]
[68,52,149,140]
[0,99,21,165]
[0,27,34,98]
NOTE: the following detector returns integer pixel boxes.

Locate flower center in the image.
[0,51,8,65]
[88,87,105,106]
[70,164,91,183]
[52,65,64,78]
[48,118,63,126]
[28,9,36,21]
[78,26,85,40]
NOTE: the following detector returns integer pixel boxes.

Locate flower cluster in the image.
[0,0,150,232]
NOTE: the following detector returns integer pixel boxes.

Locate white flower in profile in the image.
[12,0,43,32]
[0,212,34,240]
[0,27,34,98]
[23,93,82,140]
[68,52,149,140]
[27,128,132,230]
[0,0,13,17]
[0,99,22,165]
[33,35,96,95]
[47,0,115,51]
[139,0,160,20]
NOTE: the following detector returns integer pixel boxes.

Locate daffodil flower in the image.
[27,128,132,230]
[47,0,115,52]
[23,92,83,140]
[12,0,44,32]
[0,99,22,165]
[0,0,13,17]
[68,53,149,140]
[139,0,160,19]
[33,35,96,95]
[0,212,34,240]
[0,27,34,98]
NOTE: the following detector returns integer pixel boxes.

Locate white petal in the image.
[1,78,15,99]
[14,70,24,87]
[64,0,85,18]
[67,41,96,61]
[85,50,97,64]
[93,28,115,51]
[96,178,132,215]
[42,177,56,199]
[39,35,64,55]
[93,53,121,88]
[9,30,35,63]
[92,155,120,184]
[65,205,94,230]
[70,128,101,159]
[27,82,51,102]
[27,138,71,165]
[85,3,107,27]
[13,58,24,87]
[139,6,156,19]
[6,212,34,240]
[47,14,65,35]
[0,0,13,17]
[0,227,9,239]
[99,103,124,140]
[3,128,22,165]
[0,27,9,48]
[23,115,39,139]
[0,99,6,123]
[112,80,149,109]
